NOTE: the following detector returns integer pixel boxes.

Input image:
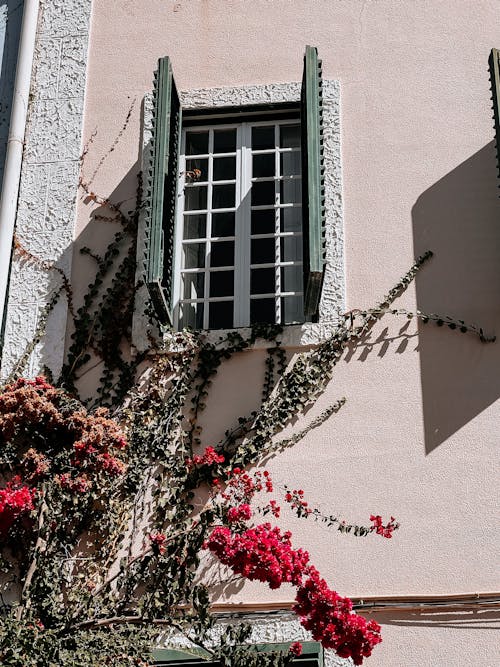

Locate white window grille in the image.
[174,119,304,330]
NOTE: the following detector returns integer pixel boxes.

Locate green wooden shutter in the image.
[301,45,325,320]
[488,48,500,187]
[153,641,323,666]
[144,56,182,324]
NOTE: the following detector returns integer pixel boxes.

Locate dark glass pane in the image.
[280,124,300,148]
[251,268,275,295]
[179,301,204,329]
[185,185,207,211]
[281,265,302,292]
[280,150,301,177]
[183,243,205,269]
[214,129,236,153]
[212,184,235,209]
[183,214,206,239]
[281,207,301,233]
[281,236,302,263]
[251,237,275,265]
[186,131,208,155]
[209,301,234,329]
[210,241,234,267]
[182,272,204,299]
[253,153,275,178]
[212,212,235,237]
[281,178,301,204]
[251,209,275,235]
[281,295,304,324]
[185,158,208,182]
[252,126,275,150]
[252,180,275,206]
[250,298,276,324]
[209,270,234,297]
[213,156,236,181]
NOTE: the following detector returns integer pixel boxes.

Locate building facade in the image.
[0,1,499,665]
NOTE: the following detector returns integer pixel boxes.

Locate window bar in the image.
[235,123,251,327]
[204,129,214,329]
[274,123,281,324]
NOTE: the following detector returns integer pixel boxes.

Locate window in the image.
[143,47,326,331]
[176,118,304,329]
[152,642,324,666]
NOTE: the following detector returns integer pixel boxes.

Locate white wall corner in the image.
[0,0,92,380]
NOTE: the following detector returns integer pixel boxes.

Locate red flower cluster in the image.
[204,523,310,589]
[186,446,225,469]
[284,488,312,517]
[149,531,167,554]
[0,479,35,537]
[294,567,381,665]
[369,515,399,538]
[289,642,302,657]
[267,499,280,518]
[227,503,252,524]
[221,468,274,505]
[205,522,383,664]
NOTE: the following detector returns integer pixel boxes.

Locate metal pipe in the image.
[208,592,500,615]
[0,0,40,352]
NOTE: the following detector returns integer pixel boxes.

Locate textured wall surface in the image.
[0,0,91,380]
[133,79,344,351]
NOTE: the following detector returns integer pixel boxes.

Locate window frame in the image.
[134,77,344,351]
[174,115,305,330]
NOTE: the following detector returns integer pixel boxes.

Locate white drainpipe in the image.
[0,0,40,342]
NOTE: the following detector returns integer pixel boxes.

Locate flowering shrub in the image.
[0,377,128,530]
[205,517,382,664]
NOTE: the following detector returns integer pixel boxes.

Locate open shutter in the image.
[488,48,500,188]
[144,57,182,324]
[301,45,325,320]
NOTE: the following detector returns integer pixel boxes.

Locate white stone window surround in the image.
[159,610,349,667]
[133,79,344,351]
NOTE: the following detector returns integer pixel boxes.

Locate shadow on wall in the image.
[374,607,500,631]
[412,142,500,455]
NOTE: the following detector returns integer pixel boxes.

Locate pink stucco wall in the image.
[74,2,500,664]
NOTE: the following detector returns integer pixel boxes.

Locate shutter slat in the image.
[144,56,182,324]
[301,45,325,319]
[488,48,500,188]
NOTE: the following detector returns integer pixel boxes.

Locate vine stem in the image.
[15,487,48,621]
[68,525,193,622]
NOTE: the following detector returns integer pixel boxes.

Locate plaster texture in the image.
[0,0,92,379]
